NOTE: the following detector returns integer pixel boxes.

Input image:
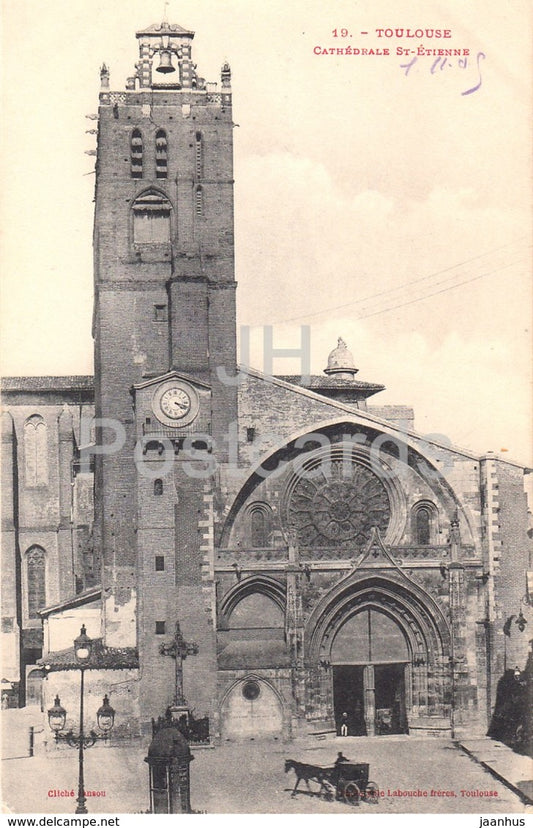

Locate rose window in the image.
[286,460,390,548]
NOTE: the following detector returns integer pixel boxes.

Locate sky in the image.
[1,0,531,464]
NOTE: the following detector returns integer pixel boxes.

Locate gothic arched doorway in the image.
[306,575,451,736]
[331,609,410,736]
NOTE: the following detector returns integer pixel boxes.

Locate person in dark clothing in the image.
[339,711,349,736]
[334,751,350,765]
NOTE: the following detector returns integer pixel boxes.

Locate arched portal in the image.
[306,575,451,736]
[331,609,411,736]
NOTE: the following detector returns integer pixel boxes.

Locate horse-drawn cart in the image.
[327,761,379,805]
[285,757,380,806]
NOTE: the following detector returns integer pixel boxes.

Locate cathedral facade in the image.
[1,20,531,742]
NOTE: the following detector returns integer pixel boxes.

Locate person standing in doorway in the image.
[340,712,349,736]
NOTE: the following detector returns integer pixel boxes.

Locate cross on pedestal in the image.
[159,622,199,706]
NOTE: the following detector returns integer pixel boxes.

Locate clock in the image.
[152,381,199,428]
[160,387,191,420]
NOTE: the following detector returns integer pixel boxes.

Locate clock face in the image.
[152,381,199,428]
[160,387,191,419]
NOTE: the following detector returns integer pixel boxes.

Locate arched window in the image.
[155,130,168,179]
[195,131,203,179]
[248,504,272,548]
[154,479,163,496]
[411,501,437,545]
[251,510,266,547]
[24,415,48,486]
[130,129,143,179]
[26,546,46,618]
[132,189,172,245]
[416,508,431,545]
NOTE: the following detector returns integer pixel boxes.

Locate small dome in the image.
[324,337,358,377]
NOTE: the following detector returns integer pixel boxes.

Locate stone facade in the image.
[1,20,531,742]
[0,377,94,706]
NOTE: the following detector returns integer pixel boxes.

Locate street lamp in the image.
[48,695,67,732]
[74,625,92,663]
[97,695,115,733]
[47,626,115,815]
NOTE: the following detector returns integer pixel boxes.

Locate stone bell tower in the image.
[92,20,236,728]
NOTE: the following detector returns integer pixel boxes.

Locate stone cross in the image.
[159,622,199,706]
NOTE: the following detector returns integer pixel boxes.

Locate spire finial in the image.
[163,0,170,23]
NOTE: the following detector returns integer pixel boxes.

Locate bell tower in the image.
[92,21,236,727]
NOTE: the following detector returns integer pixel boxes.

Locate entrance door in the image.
[26,669,44,708]
[333,666,366,735]
[374,663,408,734]
[333,663,407,736]
[331,609,410,735]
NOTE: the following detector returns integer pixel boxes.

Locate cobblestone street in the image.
[2,710,531,814]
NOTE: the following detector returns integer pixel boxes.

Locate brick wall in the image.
[94,88,237,658]
[0,388,95,703]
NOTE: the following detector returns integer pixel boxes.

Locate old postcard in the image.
[1,0,531,820]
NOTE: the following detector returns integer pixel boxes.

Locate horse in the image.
[284,759,334,798]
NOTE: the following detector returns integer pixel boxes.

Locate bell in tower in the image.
[134,21,201,89]
[156,48,175,73]
[156,31,176,73]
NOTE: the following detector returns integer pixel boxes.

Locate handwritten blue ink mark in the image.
[461,51,485,96]
[400,50,486,95]
[400,56,417,76]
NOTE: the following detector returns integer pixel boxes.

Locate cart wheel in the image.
[365,782,380,805]
[343,782,361,806]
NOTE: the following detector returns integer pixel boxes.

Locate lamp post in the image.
[47,626,115,815]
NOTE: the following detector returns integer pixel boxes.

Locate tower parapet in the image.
[98,20,231,109]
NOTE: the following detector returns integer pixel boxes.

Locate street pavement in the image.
[2,708,531,814]
[458,738,533,805]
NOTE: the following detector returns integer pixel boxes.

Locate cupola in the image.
[324,337,359,380]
